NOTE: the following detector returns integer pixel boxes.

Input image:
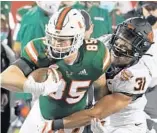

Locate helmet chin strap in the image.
[120,52,153,69]
[112,53,138,68]
[143,53,153,57]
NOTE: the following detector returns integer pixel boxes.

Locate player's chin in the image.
[111,56,120,64]
[112,61,120,66]
[112,58,125,66]
[111,53,130,66]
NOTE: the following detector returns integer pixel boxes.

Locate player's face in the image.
[111,36,134,67]
[51,37,72,53]
[46,33,79,59]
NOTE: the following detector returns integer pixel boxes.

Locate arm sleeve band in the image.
[12,57,37,76]
[52,119,64,130]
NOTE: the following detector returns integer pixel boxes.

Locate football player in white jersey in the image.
[49,17,156,133]
[143,4,157,132]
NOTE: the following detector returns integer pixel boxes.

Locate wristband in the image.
[52,119,64,130]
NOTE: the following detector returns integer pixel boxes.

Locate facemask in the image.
[0,32,8,42]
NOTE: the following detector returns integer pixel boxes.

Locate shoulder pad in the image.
[23,38,46,65]
[110,64,152,94]
[120,69,134,81]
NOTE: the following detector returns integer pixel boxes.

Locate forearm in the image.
[63,93,132,129]
[63,109,93,128]
[93,93,132,119]
[1,65,27,92]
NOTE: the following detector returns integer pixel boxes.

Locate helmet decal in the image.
[55,7,72,30]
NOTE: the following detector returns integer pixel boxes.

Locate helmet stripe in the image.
[25,41,38,64]
[147,31,154,43]
[56,7,72,30]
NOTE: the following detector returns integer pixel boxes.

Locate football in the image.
[28,68,62,83]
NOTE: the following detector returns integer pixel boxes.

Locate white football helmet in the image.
[45,7,86,59]
[36,1,60,16]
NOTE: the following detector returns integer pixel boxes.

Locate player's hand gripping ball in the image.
[28,68,62,83]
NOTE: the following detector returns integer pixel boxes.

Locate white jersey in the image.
[99,34,157,88]
[141,41,157,88]
[99,34,157,126]
[107,59,152,126]
[108,60,152,95]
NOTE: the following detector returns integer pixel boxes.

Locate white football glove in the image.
[91,118,106,133]
[23,70,63,96]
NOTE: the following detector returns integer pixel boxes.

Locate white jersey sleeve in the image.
[141,42,157,87]
[107,60,152,95]
[97,34,112,48]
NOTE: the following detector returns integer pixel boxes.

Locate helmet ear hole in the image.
[134,52,139,57]
[144,42,150,47]
[143,42,151,52]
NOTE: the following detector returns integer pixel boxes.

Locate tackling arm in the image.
[61,93,132,129]
[1,58,62,96]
